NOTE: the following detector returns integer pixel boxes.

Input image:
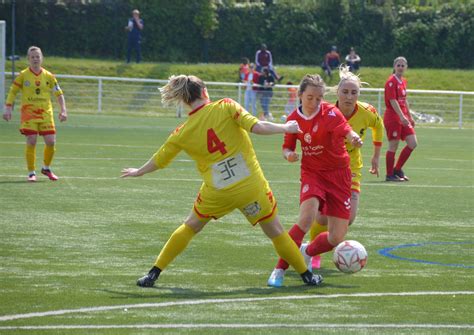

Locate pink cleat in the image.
[27,173,37,182]
[311,254,322,269]
[41,168,59,181]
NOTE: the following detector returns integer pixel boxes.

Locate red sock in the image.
[275,224,306,270]
[306,232,335,256]
[395,146,413,170]
[386,151,395,176]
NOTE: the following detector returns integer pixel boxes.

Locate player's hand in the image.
[369,157,380,177]
[285,151,299,163]
[410,118,416,128]
[400,116,410,126]
[121,168,142,178]
[351,135,363,148]
[59,110,68,122]
[3,106,12,121]
[285,120,302,134]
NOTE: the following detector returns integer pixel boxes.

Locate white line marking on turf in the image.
[0,174,472,188]
[0,323,473,330]
[0,291,472,322]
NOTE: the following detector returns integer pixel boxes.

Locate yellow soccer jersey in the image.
[152,98,263,190]
[342,101,384,171]
[6,67,63,123]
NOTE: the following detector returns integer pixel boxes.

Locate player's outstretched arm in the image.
[252,120,302,135]
[3,105,12,121]
[346,130,363,148]
[121,158,159,178]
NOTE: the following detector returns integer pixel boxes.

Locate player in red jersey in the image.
[384,56,417,181]
[267,74,363,287]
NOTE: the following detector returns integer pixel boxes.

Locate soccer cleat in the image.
[136,266,161,287]
[300,243,312,272]
[41,168,59,181]
[394,169,409,181]
[301,270,323,286]
[27,173,37,182]
[385,174,404,182]
[267,268,286,287]
[311,254,322,269]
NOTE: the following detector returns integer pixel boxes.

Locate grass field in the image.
[0,113,473,334]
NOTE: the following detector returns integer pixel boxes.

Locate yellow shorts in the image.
[20,120,56,136]
[193,178,278,226]
[351,168,362,193]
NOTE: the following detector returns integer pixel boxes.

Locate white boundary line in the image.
[0,174,472,188]
[0,323,473,330]
[0,291,472,322]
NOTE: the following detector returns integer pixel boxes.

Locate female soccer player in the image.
[121,74,322,288]
[308,65,384,268]
[3,46,68,182]
[384,56,417,181]
[267,74,363,287]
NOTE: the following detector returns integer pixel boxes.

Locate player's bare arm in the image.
[121,158,159,178]
[252,120,302,135]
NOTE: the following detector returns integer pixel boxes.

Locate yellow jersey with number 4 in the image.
[6,67,63,123]
[152,98,263,190]
[342,101,384,171]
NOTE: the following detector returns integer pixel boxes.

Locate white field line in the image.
[0,323,473,330]
[0,291,472,322]
[0,174,472,188]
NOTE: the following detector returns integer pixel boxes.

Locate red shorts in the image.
[300,167,352,220]
[384,119,415,141]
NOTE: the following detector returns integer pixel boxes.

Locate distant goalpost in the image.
[0,21,5,114]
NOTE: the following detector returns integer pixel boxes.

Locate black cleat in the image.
[385,174,404,182]
[301,270,323,286]
[136,266,161,287]
[394,169,409,181]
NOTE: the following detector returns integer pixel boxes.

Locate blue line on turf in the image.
[378,242,474,268]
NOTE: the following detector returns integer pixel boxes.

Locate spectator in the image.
[321,45,341,78]
[239,57,250,81]
[255,43,283,81]
[345,47,361,72]
[258,67,275,121]
[125,9,144,63]
[243,63,260,116]
[284,81,298,115]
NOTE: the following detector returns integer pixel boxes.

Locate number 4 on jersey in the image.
[207,128,227,155]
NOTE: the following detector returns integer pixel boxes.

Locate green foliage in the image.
[0,0,472,67]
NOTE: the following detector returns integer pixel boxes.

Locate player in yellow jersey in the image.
[305,65,384,269]
[3,46,67,182]
[121,75,323,287]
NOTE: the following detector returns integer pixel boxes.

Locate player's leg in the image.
[41,133,58,181]
[309,214,328,269]
[394,132,417,181]
[305,216,349,257]
[137,211,209,287]
[260,216,323,287]
[25,134,38,182]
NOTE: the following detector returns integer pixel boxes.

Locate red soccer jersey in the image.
[283,102,352,172]
[384,74,409,123]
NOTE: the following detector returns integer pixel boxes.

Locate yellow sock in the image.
[25,145,36,172]
[271,231,307,274]
[154,224,196,270]
[309,221,328,242]
[43,145,56,167]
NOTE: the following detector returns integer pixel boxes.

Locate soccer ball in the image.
[333,240,368,274]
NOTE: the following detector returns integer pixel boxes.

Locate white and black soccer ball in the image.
[333,240,368,274]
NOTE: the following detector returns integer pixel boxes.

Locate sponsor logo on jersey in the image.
[35,88,41,95]
[312,123,319,133]
[53,84,61,92]
[328,109,336,117]
[304,133,312,144]
[392,131,398,137]
[24,80,31,87]
[344,197,351,210]
[35,81,41,87]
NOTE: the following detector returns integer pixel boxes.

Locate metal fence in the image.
[6,73,474,128]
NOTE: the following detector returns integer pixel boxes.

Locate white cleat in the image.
[267,268,286,287]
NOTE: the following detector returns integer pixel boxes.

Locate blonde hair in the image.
[393,56,408,67]
[298,74,325,96]
[27,46,42,57]
[337,64,367,93]
[159,75,206,106]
